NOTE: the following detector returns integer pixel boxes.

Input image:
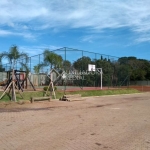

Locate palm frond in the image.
[1,45,29,69]
[19,53,29,63]
[0,52,12,64]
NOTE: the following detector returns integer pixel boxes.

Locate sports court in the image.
[0,92,150,150]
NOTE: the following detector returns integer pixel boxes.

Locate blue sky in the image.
[1,0,150,61]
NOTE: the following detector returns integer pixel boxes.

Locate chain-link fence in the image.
[1,47,149,91]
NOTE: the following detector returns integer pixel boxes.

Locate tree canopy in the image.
[43,49,63,70]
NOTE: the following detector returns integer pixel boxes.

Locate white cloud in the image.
[19,45,62,56]
[135,34,150,43]
[0,29,36,41]
[81,35,100,43]
[0,0,150,42]
[0,30,12,36]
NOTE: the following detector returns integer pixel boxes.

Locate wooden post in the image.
[11,69,16,101]
[45,70,56,99]
[0,69,23,101]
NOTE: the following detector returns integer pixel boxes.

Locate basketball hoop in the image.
[88,64,96,71]
[88,64,102,89]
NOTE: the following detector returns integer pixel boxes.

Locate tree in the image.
[118,57,128,65]
[0,55,5,71]
[0,45,29,101]
[95,59,114,86]
[117,57,150,82]
[33,63,45,73]
[140,59,150,80]
[43,49,63,70]
[63,60,71,71]
[73,56,92,71]
[55,55,63,69]
[1,45,28,69]
[33,65,40,74]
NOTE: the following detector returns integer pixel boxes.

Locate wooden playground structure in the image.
[0,69,56,102]
[0,70,36,101]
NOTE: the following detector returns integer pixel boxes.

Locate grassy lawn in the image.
[0,88,140,102]
[65,88,140,97]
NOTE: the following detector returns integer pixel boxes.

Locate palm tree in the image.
[0,54,5,71]
[43,49,63,70]
[55,55,63,69]
[33,63,45,73]
[1,45,28,69]
[0,45,29,101]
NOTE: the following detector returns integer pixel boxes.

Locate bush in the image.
[43,86,57,91]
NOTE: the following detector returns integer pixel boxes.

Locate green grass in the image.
[0,88,140,102]
[64,88,140,97]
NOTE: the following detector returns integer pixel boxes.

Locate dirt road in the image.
[0,93,150,150]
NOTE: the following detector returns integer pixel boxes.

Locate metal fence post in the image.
[95,53,97,88]
[108,56,110,89]
[64,47,66,93]
[38,54,40,87]
[30,57,31,72]
[81,50,83,89]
